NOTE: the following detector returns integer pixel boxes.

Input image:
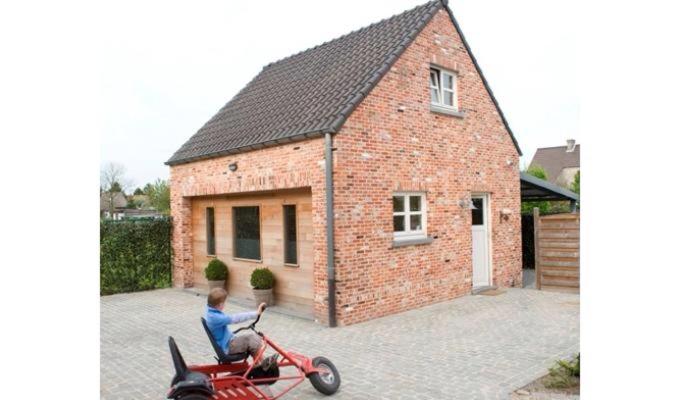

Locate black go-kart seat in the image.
[201,317,249,364]
[168,336,211,388]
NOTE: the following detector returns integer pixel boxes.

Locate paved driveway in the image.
[101,288,579,400]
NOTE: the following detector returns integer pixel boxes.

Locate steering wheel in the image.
[233,304,266,335]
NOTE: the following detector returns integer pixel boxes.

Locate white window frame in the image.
[429,67,458,110]
[393,193,427,241]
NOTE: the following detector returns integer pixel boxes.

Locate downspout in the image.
[324,132,337,327]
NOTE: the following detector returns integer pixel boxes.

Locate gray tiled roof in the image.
[167,0,520,165]
[167,1,441,165]
[529,144,580,184]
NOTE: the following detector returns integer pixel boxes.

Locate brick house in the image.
[167,0,523,326]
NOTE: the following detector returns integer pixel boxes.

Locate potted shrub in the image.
[250,267,275,306]
[204,258,228,290]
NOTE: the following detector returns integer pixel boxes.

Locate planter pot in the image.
[207,280,225,290]
[252,288,274,306]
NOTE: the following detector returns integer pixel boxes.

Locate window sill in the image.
[206,254,217,258]
[391,236,434,248]
[284,263,299,268]
[430,104,465,118]
[232,257,263,263]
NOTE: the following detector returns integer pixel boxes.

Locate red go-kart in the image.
[166,309,341,399]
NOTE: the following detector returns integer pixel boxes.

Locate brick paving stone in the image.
[101,288,579,399]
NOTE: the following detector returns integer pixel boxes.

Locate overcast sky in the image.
[100,0,579,190]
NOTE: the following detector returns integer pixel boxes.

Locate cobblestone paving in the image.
[101,288,579,400]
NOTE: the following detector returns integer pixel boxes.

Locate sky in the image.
[100,0,579,190]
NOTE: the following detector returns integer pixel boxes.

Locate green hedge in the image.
[100,218,172,295]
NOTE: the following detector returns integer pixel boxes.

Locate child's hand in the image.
[257,302,267,315]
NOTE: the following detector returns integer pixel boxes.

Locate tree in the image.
[147,179,170,214]
[133,187,144,196]
[521,164,551,215]
[101,162,132,193]
[571,170,580,194]
[526,164,548,180]
[101,162,133,217]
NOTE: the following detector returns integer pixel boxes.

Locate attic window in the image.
[430,67,458,110]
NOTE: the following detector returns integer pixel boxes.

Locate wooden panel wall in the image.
[191,188,314,315]
[535,213,580,293]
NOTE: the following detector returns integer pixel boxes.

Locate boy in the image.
[204,288,276,368]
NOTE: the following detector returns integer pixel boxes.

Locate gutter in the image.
[324,132,337,327]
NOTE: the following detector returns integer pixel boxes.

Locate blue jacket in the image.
[205,306,257,350]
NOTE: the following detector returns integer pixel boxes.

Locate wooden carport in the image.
[520,173,580,293]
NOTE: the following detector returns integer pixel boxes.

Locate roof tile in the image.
[167,1,442,165]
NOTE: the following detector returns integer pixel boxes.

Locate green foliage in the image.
[110,181,123,193]
[546,354,580,388]
[133,187,144,195]
[146,179,170,214]
[521,164,551,214]
[126,198,141,209]
[100,218,172,295]
[205,258,228,281]
[526,164,548,180]
[571,170,580,194]
[250,267,275,290]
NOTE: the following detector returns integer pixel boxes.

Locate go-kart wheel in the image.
[308,356,341,395]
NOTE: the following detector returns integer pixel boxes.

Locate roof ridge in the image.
[262,1,440,70]
[536,144,580,150]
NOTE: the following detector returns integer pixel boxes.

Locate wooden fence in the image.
[534,210,580,293]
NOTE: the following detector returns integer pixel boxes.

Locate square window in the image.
[430,67,457,110]
[393,193,427,240]
[233,206,261,260]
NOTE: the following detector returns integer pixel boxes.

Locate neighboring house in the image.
[100,192,164,219]
[167,0,522,326]
[121,208,165,219]
[100,191,127,220]
[529,139,580,188]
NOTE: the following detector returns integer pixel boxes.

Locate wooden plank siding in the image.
[191,188,314,316]
[536,213,580,293]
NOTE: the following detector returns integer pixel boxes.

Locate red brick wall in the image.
[168,138,332,323]
[169,8,521,326]
[331,9,521,325]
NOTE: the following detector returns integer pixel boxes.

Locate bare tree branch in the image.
[101,162,134,218]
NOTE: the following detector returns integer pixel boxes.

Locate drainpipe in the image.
[324,132,337,327]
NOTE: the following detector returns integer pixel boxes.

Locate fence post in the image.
[533,207,541,290]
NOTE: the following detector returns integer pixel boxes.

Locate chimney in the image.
[566,139,576,152]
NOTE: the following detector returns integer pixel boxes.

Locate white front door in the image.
[471,194,491,288]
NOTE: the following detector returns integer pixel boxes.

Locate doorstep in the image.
[472,285,499,295]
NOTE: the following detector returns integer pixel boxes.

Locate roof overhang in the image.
[520,172,579,202]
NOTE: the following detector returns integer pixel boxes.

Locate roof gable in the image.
[167,0,521,165]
